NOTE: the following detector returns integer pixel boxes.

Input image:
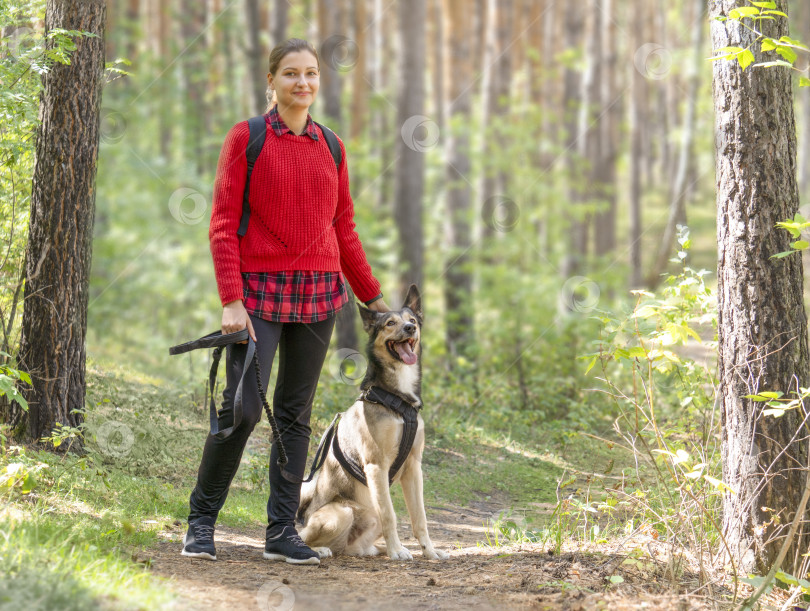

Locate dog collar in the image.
[359,386,421,414]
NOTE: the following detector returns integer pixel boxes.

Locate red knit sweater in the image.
[209,120,381,306]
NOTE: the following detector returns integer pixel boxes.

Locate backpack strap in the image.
[236,117,342,238]
[237,115,268,237]
[313,121,343,170]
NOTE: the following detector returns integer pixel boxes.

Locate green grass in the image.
[0,359,634,609]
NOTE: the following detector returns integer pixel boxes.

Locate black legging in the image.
[188,313,336,538]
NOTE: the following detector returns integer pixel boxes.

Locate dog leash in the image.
[169,329,299,483]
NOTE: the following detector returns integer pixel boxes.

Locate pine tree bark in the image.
[442,0,475,363]
[628,0,644,288]
[712,0,810,574]
[317,0,343,128]
[245,0,265,115]
[594,0,618,257]
[393,0,425,299]
[430,0,445,132]
[273,0,288,46]
[560,2,585,281]
[349,0,368,139]
[15,0,105,442]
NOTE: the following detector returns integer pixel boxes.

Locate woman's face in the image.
[267,50,320,112]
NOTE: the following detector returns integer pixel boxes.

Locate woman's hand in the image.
[366,299,390,313]
[222,300,257,343]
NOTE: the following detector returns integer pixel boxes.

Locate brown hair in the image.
[265,38,320,112]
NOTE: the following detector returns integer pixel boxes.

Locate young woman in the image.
[182,38,389,565]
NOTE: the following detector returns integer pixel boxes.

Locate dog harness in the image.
[305,386,422,487]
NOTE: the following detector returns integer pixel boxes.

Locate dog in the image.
[296,284,449,561]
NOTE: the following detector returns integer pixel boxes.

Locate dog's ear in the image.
[402,284,422,319]
[357,302,381,333]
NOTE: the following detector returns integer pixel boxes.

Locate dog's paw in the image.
[359,544,381,557]
[388,547,414,561]
[313,547,333,559]
[423,548,450,560]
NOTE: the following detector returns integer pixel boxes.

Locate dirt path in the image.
[145,501,717,610]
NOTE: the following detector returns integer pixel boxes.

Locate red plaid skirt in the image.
[242,271,348,323]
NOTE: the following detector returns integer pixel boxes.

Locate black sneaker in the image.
[181,516,217,561]
[263,525,320,565]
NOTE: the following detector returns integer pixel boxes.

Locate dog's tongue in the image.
[394,341,418,365]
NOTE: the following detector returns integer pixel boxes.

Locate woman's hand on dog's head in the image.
[366,299,390,313]
[222,299,257,343]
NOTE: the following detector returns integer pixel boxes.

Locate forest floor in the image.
[1,357,779,611]
[145,494,730,611]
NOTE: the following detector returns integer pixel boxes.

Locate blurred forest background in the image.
[3,0,758,401]
[4,0,810,607]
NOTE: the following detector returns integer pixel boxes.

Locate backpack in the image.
[236,115,343,237]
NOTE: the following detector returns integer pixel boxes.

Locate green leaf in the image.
[775,570,798,586]
[761,38,777,52]
[584,356,597,375]
[763,408,787,418]
[763,9,788,17]
[738,49,756,70]
[776,46,798,64]
[729,6,760,19]
[771,249,797,258]
[759,391,783,399]
[801,77,810,87]
[752,1,776,8]
[792,240,809,249]
[608,575,624,584]
[704,474,735,493]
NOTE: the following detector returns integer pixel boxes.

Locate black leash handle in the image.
[169,330,289,473]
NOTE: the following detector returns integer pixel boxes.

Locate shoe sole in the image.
[181,549,216,561]
[263,551,320,565]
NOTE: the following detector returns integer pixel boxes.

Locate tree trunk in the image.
[245,0,265,115]
[273,0,288,46]
[796,0,810,202]
[560,2,585,281]
[430,0,445,132]
[317,0,343,128]
[442,0,475,364]
[577,0,601,256]
[126,0,138,61]
[480,0,513,244]
[394,0,426,300]
[15,0,105,442]
[628,0,644,288]
[594,0,618,257]
[712,0,810,575]
[647,0,704,288]
[350,0,368,139]
[179,0,206,172]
